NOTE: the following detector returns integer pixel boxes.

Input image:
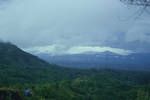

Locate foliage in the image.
[0,69,150,100]
[0,42,150,100]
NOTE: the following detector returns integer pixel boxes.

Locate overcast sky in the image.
[0,0,150,55]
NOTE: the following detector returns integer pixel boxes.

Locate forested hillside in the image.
[0,42,150,100]
[1,69,150,100]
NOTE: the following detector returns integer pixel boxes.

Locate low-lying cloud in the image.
[24,45,133,56]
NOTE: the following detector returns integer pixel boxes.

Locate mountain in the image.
[1,42,150,100]
[37,51,150,70]
[0,42,109,84]
[0,42,49,68]
[0,42,79,84]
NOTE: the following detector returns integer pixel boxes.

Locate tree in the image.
[120,0,150,16]
[120,0,150,6]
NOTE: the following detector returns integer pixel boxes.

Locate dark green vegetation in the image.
[0,42,150,100]
[1,69,150,100]
[0,42,49,68]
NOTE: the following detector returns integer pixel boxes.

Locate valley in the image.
[0,42,150,100]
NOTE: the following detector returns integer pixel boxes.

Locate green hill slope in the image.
[0,42,49,68]
[0,42,74,84]
[0,42,150,100]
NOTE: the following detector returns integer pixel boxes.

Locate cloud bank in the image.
[24,45,132,56]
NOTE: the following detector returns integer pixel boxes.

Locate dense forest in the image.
[1,65,150,100]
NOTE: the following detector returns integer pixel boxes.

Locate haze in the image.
[0,0,150,55]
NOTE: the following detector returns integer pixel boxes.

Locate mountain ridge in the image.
[0,42,50,68]
[37,51,150,70]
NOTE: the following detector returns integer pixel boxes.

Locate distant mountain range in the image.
[0,41,149,71]
[37,51,150,71]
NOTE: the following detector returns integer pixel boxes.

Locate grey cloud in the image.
[0,0,149,52]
